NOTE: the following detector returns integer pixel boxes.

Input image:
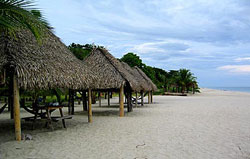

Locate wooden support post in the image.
[72,91,75,115]
[148,91,151,104]
[135,92,138,108]
[13,74,21,141]
[78,98,81,105]
[125,93,127,104]
[127,91,132,112]
[8,71,14,119]
[82,91,87,111]
[88,89,92,123]
[98,92,101,107]
[141,91,144,106]
[108,91,110,107]
[68,89,71,115]
[119,85,124,117]
[68,89,75,115]
[150,91,153,103]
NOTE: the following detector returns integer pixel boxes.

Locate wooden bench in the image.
[23,105,72,130]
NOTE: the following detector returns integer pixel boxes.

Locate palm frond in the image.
[0,0,51,42]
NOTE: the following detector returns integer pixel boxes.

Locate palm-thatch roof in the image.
[121,62,151,92]
[0,30,97,90]
[83,48,141,92]
[134,66,158,92]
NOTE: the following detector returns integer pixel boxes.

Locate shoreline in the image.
[201,87,250,94]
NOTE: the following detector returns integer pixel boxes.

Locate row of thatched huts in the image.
[0,30,157,141]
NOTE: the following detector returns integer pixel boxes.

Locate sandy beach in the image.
[0,88,250,159]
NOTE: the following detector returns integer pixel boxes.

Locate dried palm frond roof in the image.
[121,62,151,91]
[83,48,141,92]
[0,30,97,90]
[134,66,158,91]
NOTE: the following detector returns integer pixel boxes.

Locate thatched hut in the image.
[134,66,158,103]
[0,30,97,140]
[120,62,153,106]
[121,62,151,92]
[83,48,142,113]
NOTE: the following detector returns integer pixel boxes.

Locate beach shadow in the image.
[74,110,119,117]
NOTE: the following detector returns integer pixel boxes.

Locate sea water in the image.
[209,87,250,93]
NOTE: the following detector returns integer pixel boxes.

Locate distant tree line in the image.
[68,43,199,94]
[120,53,199,94]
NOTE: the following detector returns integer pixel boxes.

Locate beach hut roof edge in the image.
[0,30,97,90]
[83,48,141,92]
[134,66,158,91]
[121,61,151,91]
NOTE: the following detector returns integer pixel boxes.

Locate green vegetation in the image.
[68,43,105,60]
[120,53,143,68]
[120,53,199,94]
[68,43,93,60]
[0,0,51,42]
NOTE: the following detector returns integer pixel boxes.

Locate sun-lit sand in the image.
[0,88,250,159]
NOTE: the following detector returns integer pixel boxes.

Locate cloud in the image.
[234,57,250,62]
[132,41,189,54]
[38,0,250,86]
[217,65,250,73]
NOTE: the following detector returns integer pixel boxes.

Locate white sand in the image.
[0,88,250,159]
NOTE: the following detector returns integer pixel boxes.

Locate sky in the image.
[37,0,250,87]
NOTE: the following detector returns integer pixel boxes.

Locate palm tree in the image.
[0,0,51,42]
[177,69,197,93]
[168,70,179,92]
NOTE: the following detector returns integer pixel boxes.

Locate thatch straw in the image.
[83,48,141,92]
[134,66,158,91]
[0,30,97,90]
[121,62,151,92]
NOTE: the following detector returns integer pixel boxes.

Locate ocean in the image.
[209,87,250,93]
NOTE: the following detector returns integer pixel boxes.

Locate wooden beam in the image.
[8,71,14,119]
[88,89,92,123]
[128,91,133,112]
[148,91,151,104]
[68,89,74,115]
[125,93,127,104]
[135,92,138,108]
[141,91,144,106]
[72,91,75,115]
[150,91,153,103]
[82,91,87,111]
[98,92,101,107]
[13,74,21,141]
[119,85,124,117]
[68,89,71,115]
[107,91,110,107]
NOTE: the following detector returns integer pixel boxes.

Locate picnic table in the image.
[23,104,72,130]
